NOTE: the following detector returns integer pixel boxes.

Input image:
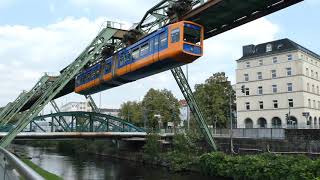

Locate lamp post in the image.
[186,65,190,130]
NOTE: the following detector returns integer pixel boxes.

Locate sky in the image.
[0,0,319,110]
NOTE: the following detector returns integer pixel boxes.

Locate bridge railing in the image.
[0,147,44,180]
[212,128,285,140]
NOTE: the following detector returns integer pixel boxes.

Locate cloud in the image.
[0,17,123,105]
[0,15,279,109]
[68,0,160,23]
[0,0,13,9]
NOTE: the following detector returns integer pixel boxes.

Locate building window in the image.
[273,100,278,109]
[271,70,277,79]
[287,54,293,61]
[286,68,292,76]
[244,74,249,81]
[245,102,250,110]
[259,101,264,109]
[245,88,250,96]
[258,59,263,66]
[312,84,315,93]
[272,57,278,63]
[266,44,272,52]
[311,70,314,78]
[306,68,309,76]
[258,86,263,95]
[272,85,277,93]
[316,72,319,79]
[313,100,316,108]
[257,72,262,80]
[308,99,311,108]
[287,83,293,92]
[307,83,310,92]
[288,99,294,108]
[246,62,250,68]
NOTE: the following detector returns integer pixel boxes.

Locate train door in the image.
[153,35,159,62]
[99,61,105,81]
[112,54,117,77]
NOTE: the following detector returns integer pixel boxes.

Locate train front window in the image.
[171,28,180,43]
[184,24,201,45]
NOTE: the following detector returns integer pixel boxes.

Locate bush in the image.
[200,152,319,180]
[143,133,161,157]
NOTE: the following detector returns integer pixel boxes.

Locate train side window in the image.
[160,32,168,48]
[154,37,159,51]
[119,54,125,66]
[105,62,111,73]
[150,39,154,53]
[171,28,180,43]
[132,48,139,61]
[125,52,131,63]
[140,43,149,57]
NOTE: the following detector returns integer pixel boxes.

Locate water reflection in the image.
[21,146,220,180]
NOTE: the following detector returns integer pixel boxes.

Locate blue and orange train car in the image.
[75,21,204,95]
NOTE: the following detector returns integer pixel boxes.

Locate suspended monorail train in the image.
[75,21,204,95]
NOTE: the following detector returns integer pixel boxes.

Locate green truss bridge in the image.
[0,112,147,140]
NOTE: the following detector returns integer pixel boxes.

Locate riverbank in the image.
[21,158,63,180]
[14,144,217,180]
[14,132,320,180]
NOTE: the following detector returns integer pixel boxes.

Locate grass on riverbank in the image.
[21,158,63,180]
[200,152,320,180]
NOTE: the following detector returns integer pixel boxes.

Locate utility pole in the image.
[229,88,234,153]
[186,65,190,130]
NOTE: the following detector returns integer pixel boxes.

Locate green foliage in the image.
[22,158,63,180]
[166,130,206,171]
[118,88,181,130]
[142,88,181,129]
[143,133,161,157]
[194,72,235,128]
[119,101,143,126]
[200,152,320,180]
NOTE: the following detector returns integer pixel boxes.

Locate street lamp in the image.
[154,114,161,131]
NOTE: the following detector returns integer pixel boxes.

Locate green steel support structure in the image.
[171,67,217,150]
[0,75,51,126]
[31,112,144,133]
[0,26,120,148]
[50,100,72,131]
[85,95,101,113]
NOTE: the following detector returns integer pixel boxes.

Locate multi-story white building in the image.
[60,102,92,112]
[179,100,190,127]
[236,38,320,129]
[99,108,120,117]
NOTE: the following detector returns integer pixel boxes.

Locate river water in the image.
[19,146,220,180]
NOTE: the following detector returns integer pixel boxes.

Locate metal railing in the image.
[0,147,44,180]
[213,128,285,140]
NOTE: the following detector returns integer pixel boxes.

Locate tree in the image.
[142,89,181,130]
[118,101,143,126]
[194,72,236,128]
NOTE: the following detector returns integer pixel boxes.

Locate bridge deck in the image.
[0,132,175,140]
[184,0,302,39]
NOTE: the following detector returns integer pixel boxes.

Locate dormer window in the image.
[266,44,272,52]
[277,44,283,49]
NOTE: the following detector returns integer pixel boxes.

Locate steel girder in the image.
[136,0,205,33]
[0,26,120,148]
[31,112,144,133]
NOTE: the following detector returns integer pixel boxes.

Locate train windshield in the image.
[184,24,201,45]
